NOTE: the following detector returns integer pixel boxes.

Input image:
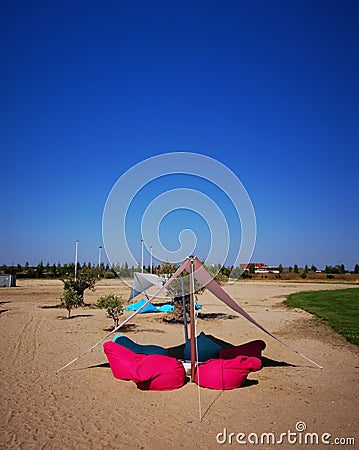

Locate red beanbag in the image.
[104,341,145,380]
[193,355,262,390]
[219,340,266,361]
[130,354,186,391]
[104,342,186,391]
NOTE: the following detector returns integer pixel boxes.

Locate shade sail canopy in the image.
[129,272,165,301]
[57,256,322,373]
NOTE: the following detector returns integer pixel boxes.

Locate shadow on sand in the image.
[56,314,94,320]
[197,312,238,320]
[89,334,295,369]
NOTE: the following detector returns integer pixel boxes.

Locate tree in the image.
[310,264,317,272]
[214,270,229,284]
[249,264,255,274]
[288,266,293,273]
[293,264,299,274]
[118,262,130,277]
[155,261,178,275]
[325,265,340,274]
[278,264,283,273]
[96,294,123,329]
[340,264,346,274]
[230,266,242,278]
[160,260,204,323]
[61,287,83,319]
[36,261,44,278]
[51,264,57,277]
[220,266,231,278]
[96,262,105,277]
[301,265,308,279]
[354,264,359,274]
[61,268,97,304]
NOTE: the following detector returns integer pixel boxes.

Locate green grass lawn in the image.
[284,288,359,345]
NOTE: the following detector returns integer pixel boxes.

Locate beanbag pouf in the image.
[113,334,169,356]
[125,299,158,313]
[184,332,222,362]
[193,355,262,390]
[130,354,186,391]
[104,341,145,380]
[157,304,174,313]
[219,340,266,361]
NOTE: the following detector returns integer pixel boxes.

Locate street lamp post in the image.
[141,239,144,273]
[74,240,79,281]
[150,245,153,274]
[98,246,102,267]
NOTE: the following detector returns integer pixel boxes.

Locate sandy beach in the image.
[1,279,358,449]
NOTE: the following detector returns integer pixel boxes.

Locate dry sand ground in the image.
[0,279,358,450]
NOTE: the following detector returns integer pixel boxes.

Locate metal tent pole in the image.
[180,272,189,343]
[189,256,196,378]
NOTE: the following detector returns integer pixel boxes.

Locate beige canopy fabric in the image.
[129,272,165,301]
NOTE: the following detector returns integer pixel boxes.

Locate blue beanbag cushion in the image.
[125,299,158,313]
[157,304,174,313]
[113,334,169,356]
[184,331,222,362]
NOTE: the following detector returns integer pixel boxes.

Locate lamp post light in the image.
[141,239,144,273]
[150,245,153,274]
[74,240,79,281]
[98,246,102,267]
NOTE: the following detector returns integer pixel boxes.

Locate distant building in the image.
[240,262,266,270]
[240,263,279,274]
[0,274,16,287]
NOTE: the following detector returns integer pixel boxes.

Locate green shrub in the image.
[96,294,124,329]
[61,287,83,318]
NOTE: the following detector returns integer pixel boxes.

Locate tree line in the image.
[0,261,129,279]
[1,261,358,279]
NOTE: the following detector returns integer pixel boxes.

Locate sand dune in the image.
[0,279,358,449]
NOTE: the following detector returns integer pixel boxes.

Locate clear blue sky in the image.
[1,0,358,269]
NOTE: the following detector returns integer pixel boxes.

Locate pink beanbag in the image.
[193,355,262,390]
[219,340,266,360]
[131,354,186,391]
[104,341,145,380]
